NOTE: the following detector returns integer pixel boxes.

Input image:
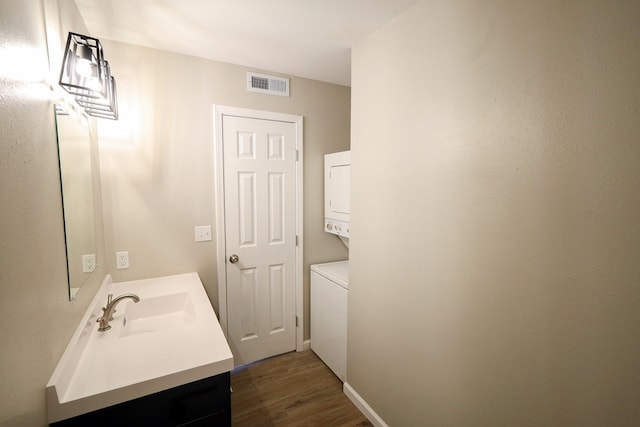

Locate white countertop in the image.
[46,273,234,423]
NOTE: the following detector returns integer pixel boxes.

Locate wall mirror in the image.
[55,108,98,299]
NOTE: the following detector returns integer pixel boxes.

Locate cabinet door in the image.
[50,373,231,427]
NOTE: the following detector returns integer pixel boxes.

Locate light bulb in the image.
[75,57,92,77]
[74,44,93,77]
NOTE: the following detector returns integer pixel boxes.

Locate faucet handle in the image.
[97,294,115,323]
[104,294,118,321]
[100,294,113,312]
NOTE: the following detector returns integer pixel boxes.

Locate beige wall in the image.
[97,40,350,340]
[348,1,640,426]
[0,0,106,425]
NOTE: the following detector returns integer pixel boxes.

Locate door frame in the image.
[213,105,304,353]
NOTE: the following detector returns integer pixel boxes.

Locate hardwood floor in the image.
[231,350,372,427]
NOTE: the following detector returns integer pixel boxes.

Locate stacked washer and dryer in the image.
[311,150,350,382]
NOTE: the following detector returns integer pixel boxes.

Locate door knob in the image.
[229,254,239,264]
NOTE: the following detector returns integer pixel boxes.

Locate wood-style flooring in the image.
[231,350,372,427]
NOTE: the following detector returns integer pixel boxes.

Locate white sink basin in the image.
[119,292,195,337]
[46,273,234,424]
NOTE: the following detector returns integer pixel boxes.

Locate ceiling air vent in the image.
[247,72,290,97]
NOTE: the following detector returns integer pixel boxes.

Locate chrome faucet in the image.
[96,293,140,332]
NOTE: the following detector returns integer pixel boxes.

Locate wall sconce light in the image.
[59,32,118,120]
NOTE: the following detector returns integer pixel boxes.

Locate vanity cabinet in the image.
[50,372,230,427]
[47,273,234,425]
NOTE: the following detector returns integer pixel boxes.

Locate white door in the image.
[221,114,298,366]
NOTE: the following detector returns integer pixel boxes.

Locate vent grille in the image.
[247,72,290,96]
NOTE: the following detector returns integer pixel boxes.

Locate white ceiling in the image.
[73,0,419,86]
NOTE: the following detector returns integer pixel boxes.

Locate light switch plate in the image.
[195,225,212,242]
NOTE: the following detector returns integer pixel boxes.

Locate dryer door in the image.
[324,150,350,237]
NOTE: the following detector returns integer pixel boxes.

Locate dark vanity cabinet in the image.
[50,372,230,427]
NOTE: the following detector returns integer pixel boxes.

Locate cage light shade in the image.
[76,60,118,120]
[81,76,118,120]
[59,32,107,99]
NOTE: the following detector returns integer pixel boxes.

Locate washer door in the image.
[310,270,347,381]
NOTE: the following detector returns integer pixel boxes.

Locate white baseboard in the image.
[343,382,389,427]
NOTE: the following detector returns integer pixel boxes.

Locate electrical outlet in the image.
[195,225,212,242]
[82,254,96,273]
[116,251,129,269]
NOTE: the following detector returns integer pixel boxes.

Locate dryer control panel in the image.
[325,218,349,238]
[324,150,350,238]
